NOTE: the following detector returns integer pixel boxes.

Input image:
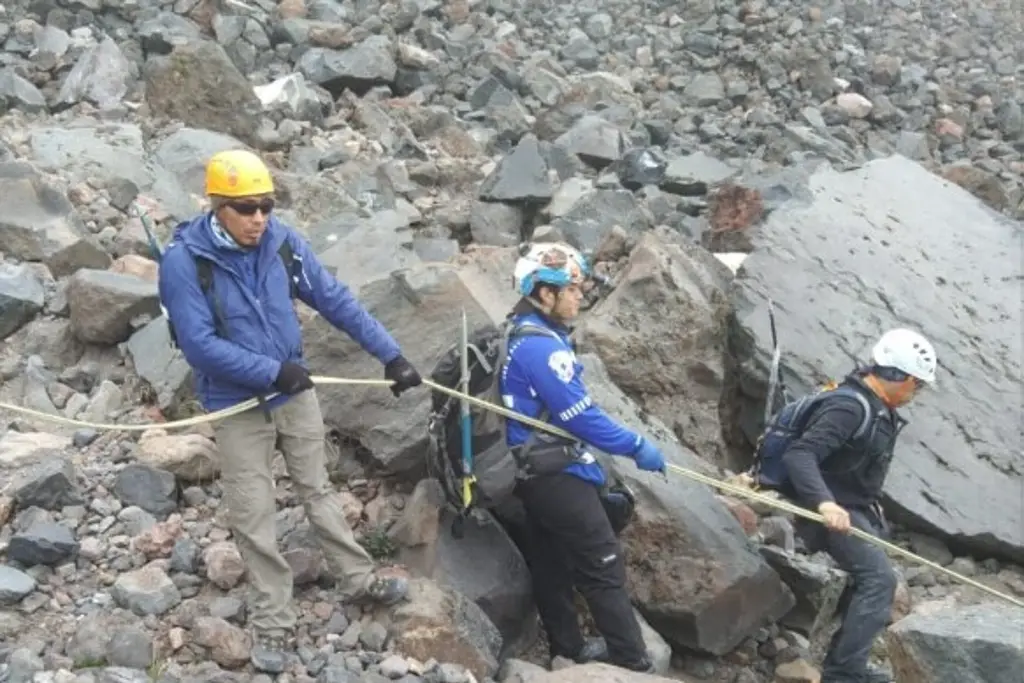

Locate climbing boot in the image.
[862,665,894,683]
[573,636,609,663]
[249,627,290,673]
[357,573,409,606]
[616,656,655,674]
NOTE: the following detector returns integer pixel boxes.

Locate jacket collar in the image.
[512,310,574,339]
[845,372,907,427]
[174,212,287,267]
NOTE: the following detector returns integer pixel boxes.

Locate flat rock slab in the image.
[723,155,1024,563]
[886,601,1024,683]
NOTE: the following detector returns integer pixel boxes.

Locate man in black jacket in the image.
[779,328,937,683]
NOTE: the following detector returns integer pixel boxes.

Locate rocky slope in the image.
[1,0,1023,681]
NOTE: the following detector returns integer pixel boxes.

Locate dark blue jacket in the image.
[499,311,643,486]
[157,213,402,412]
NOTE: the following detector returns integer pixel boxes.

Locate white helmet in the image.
[512,242,590,297]
[871,328,937,384]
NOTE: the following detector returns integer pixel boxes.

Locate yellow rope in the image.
[1,375,1020,609]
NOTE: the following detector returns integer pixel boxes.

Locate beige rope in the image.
[2,375,1020,609]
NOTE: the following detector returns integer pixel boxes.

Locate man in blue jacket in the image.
[157,150,423,671]
[499,242,666,673]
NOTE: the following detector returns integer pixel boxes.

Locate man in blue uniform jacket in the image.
[158,150,422,671]
[499,242,666,673]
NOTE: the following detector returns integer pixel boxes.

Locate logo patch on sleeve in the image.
[547,350,576,383]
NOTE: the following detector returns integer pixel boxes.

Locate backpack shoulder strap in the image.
[193,255,229,338]
[511,321,564,342]
[502,320,564,438]
[499,321,563,372]
[194,255,215,294]
[822,385,875,440]
[277,238,299,300]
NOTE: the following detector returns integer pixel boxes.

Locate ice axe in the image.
[452,307,476,538]
[133,201,165,263]
[763,298,788,424]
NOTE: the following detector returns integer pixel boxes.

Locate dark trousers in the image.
[796,507,897,683]
[514,473,649,670]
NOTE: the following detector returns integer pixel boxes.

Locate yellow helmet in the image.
[205,149,274,198]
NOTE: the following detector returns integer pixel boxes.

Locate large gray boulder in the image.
[303,257,516,477]
[392,479,537,659]
[126,316,194,415]
[0,263,45,341]
[67,269,161,345]
[582,353,795,656]
[886,601,1024,683]
[721,155,1024,563]
[0,161,92,268]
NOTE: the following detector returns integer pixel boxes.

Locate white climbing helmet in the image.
[871,328,937,384]
[512,242,590,297]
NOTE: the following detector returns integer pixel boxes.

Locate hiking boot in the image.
[862,665,894,683]
[573,637,609,664]
[359,574,409,606]
[615,656,655,674]
[249,628,290,673]
[822,668,893,683]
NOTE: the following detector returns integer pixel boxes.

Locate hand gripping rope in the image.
[1,376,1021,610]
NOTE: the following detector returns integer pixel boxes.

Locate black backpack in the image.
[425,318,574,519]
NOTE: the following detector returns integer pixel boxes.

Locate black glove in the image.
[384,355,422,397]
[274,361,314,395]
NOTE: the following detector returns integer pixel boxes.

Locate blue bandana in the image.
[209,213,246,251]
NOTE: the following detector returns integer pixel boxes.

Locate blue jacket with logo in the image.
[157,213,402,412]
[498,311,643,486]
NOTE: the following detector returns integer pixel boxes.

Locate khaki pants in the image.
[213,388,375,630]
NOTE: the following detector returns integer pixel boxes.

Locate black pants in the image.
[796,507,897,683]
[515,473,648,669]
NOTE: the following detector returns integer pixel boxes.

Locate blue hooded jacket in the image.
[499,311,643,487]
[157,212,402,412]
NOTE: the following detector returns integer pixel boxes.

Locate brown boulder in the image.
[192,616,251,669]
[109,254,159,283]
[577,228,734,465]
[581,353,795,656]
[144,41,263,147]
[382,578,502,681]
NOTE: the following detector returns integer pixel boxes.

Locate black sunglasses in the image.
[227,198,275,216]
